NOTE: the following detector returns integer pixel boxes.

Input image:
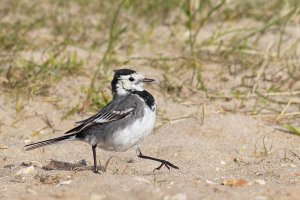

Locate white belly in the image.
[104,106,156,152]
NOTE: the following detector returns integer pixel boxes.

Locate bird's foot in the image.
[92,166,102,174]
[153,160,179,172]
[93,169,101,174]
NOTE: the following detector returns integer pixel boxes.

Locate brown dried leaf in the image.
[0,144,8,150]
[222,178,248,187]
[293,172,300,176]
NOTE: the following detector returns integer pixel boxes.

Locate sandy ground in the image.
[1,71,300,200]
[1,1,300,199]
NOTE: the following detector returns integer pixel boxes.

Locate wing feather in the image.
[65,108,133,134]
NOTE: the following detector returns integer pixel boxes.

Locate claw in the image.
[168,162,179,169]
[93,166,101,174]
[93,170,101,174]
[165,164,170,170]
[153,161,179,172]
[153,163,163,172]
[137,149,179,172]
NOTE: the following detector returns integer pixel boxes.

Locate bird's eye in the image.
[129,77,135,82]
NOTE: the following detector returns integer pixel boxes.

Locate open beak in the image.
[142,78,155,83]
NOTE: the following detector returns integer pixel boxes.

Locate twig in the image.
[254,91,300,105]
[0,188,7,192]
[289,150,300,161]
[129,56,187,62]
[251,58,269,94]
[248,91,300,97]
[0,176,9,180]
[275,99,292,122]
[252,112,300,118]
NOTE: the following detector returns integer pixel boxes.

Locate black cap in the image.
[113,69,136,78]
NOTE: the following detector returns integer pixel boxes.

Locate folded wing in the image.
[65,108,133,134]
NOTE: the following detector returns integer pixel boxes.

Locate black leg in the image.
[92,145,100,174]
[136,147,179,171]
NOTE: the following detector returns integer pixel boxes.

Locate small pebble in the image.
[26,189,38,195]
[206,180,216,185]
[255,196,267,200]
[90,193,106,200]
[171,193,187,200]
[24,140,31,144]
[255,179,266,185]
[56,180,71,186]
[16,166,34,176]
[134,176,150,184]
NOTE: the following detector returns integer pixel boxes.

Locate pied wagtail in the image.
[25,69,179,173]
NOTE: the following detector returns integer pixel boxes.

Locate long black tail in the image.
[25,133,76,151]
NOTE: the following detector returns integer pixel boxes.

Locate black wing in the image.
[65,107,133,134]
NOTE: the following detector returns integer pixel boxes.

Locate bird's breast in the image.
[102,105,156,152]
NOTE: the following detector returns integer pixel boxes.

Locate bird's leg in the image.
[92,145,100,174]
[136,147,179,171]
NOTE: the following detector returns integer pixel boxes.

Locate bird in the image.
[25,69,179,173]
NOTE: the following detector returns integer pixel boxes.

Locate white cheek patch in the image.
[130,74,145,91]
[116,73,145,93]
[122,80,131,90]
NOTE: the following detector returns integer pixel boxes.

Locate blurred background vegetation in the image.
[0,0,299,128]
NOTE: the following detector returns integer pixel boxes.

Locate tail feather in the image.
[25,134,76,151]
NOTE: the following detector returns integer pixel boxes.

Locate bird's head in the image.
[111,69,154,96]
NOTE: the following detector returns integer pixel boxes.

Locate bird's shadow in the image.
[40,157,118,172]
[41,159,94,172]
[20,157,174,175]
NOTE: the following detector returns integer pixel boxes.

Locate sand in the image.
[1,76,300,200]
